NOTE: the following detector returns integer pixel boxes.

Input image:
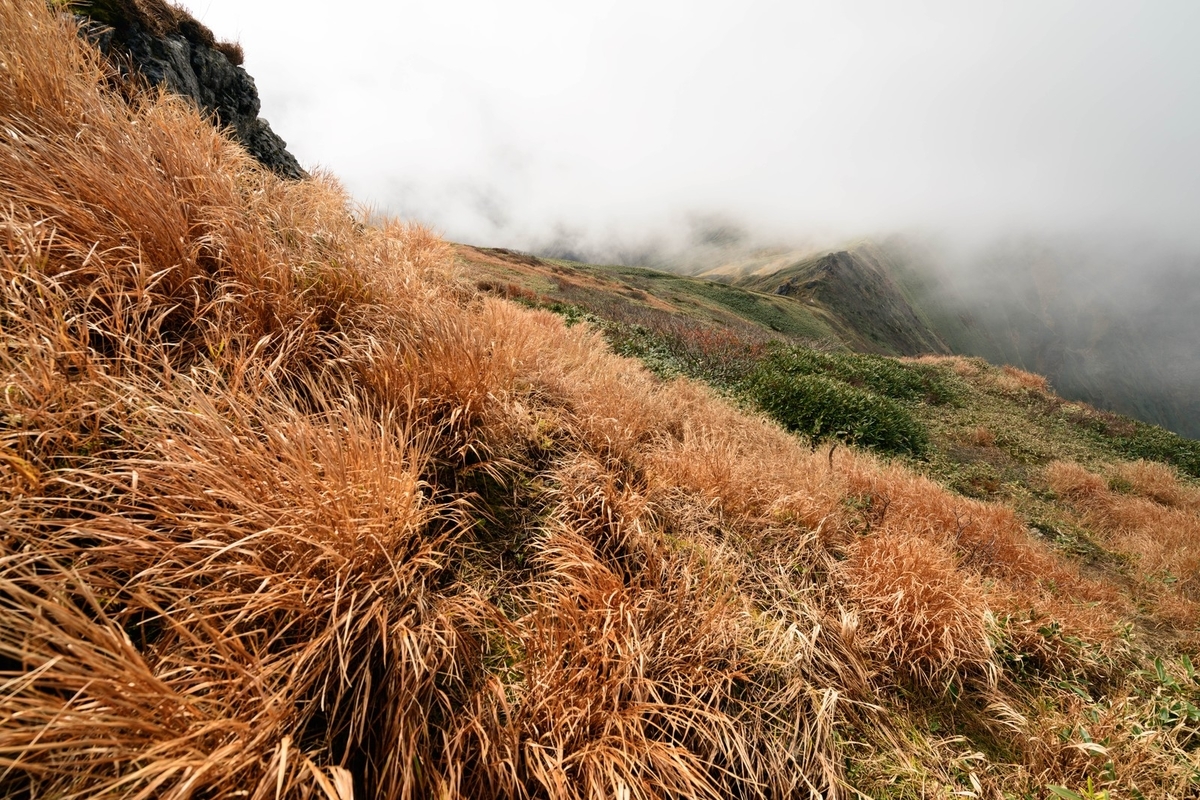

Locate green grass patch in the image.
[1111,423,1200,480]
[743,369,929,456]
[758,344,962,405]
[557,260,837,340]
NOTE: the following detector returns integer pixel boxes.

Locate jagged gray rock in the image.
[80,7,306,180]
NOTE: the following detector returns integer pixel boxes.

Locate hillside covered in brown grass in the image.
[2,2,1199,798]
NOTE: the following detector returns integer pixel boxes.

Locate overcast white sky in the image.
[180,1,1200,254]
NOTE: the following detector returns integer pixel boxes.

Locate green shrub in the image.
[761,345,960,405]
[597,330,936,457]
[1113,423,1200,479]
[744,369,929,456]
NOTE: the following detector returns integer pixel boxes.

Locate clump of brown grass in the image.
[1048,460,1200,620]
[2,373,490,798]
[845,533,992,685]
[1047,460,1109,499]
[969,425,997,448]
[1001,364,1051,393]
[907,353,986,379]
[1115,458,1195,508]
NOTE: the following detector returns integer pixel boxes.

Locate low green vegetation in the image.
[743,369,929,455]
[530,291,1200,526]
[753,343,962,404]
[528,302,939,457]
[1112,422,1200,480]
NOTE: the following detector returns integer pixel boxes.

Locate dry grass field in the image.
[2,2,1198,798]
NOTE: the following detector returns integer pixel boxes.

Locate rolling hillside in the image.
[457,245,841,342]
[457,243,952,357]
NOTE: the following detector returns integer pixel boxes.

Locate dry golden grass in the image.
[1048,461,1110,500]
[914,355,1054,397]
[1,1,1196,797]
[908,353,985,379]
[1049,459,1200,622]
[71,0,246,64]
[1000,365,1051,393]
[970,425,997,448]
[845,532,992,684]
[1115,458,1200,510]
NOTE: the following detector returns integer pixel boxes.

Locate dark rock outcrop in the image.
[77,0,306,179]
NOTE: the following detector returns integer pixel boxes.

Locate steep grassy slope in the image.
[724,246,952,356]
[459,244,954,358]
[2,3,1200,799]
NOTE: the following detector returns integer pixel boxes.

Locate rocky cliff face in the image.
[77,0,306,179]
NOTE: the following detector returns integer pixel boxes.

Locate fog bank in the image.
[180,1,1200,257]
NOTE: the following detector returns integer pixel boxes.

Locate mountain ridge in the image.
[681,238,1200,440]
